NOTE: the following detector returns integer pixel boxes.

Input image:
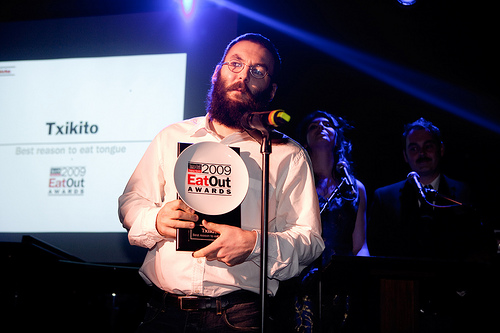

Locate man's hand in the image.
[193,220,257,266]
[156,199,198,238]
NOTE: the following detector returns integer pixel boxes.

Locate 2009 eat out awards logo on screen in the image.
[48,166,86,196]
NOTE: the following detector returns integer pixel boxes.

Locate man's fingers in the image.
[171,209,198,224]
[176,200,196,214]
[159,200,198,223]
[155,199,199,237]
[200,219,222,233]
[192,220,221,260]
[193,241,218,260]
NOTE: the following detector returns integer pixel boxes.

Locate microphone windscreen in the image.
[269,110,290,127]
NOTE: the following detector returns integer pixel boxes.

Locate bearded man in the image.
[118,33,324,332]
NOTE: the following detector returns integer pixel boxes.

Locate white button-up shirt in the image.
[118,115,324,297]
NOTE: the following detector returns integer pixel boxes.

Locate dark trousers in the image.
[136,290,261,333]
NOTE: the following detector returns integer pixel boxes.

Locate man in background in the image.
[367,117,496,331]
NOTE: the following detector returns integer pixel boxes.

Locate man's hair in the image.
[220,33,282,84]
[402,117,442,149]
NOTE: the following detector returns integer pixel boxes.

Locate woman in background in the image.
[298,110,368,261]
[292,110,368,333]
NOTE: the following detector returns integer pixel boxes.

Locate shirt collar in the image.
[429,174,441,191]
[184,114,254,144]
[183,114,210,137]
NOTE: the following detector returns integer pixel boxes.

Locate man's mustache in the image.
[416,156,432,163]
[227,82,250,94]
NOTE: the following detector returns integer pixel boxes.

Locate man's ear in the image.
[211,65,221,84]
[269,83,278,102]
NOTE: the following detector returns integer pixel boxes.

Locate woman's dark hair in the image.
[297,110,354,180]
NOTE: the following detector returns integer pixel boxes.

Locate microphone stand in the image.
[241,110,291,332]
[258,128,271,333]
[243,126,272,333]
[319,179,344,214]
[319,178,357,214]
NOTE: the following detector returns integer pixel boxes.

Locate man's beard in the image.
[206,74,274,129]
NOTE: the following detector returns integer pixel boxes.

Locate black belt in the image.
[151,286,259,312]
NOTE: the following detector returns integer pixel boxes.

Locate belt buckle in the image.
[178,296,200,311]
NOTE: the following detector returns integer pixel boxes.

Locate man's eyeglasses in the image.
[221,61,270,79]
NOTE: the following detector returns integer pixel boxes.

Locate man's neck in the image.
[210,119,241,139]
[418,171,440,185]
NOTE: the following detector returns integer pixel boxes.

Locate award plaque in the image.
[174,142,249,251]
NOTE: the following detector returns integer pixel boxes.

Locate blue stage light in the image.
[398,0,417,6]
[210,0,500,134]
[180,0,196,20]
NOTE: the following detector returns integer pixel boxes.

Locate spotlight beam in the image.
[210,0,500,134]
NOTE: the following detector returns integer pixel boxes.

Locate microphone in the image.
[336,161,356,195]
[407,171,426,200]
[241,110,290,131]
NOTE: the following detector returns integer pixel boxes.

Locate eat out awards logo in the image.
[48,166,86,196]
